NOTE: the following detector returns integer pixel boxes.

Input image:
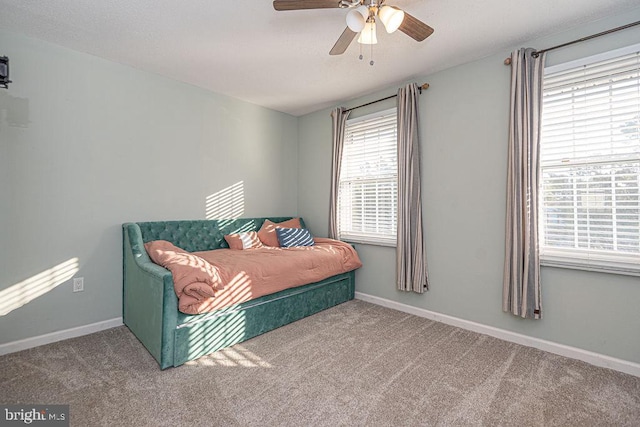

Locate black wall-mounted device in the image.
[0,56,11,89]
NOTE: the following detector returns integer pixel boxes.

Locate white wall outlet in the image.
[73,277,84,292]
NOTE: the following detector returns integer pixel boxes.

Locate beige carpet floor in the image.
[1,300,639,426]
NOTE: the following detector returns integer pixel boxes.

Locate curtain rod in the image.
[345,83,429,113]
[503,20,640,65]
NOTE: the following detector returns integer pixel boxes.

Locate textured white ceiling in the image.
[0,0,638,115]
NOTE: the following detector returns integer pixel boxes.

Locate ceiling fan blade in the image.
[273,0,341,11]
[329,27,357,55]
[398,12,434,42]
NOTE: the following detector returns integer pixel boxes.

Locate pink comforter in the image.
[145,238,362,314]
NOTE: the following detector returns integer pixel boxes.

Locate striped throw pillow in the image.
[275,227,314,247]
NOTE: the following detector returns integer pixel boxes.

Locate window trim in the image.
[338,107,398,247]
[544,42,640,75]
[539,44,640,276]
[541,249,640,276]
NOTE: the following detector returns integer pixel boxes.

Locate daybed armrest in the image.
[122,223,178,369]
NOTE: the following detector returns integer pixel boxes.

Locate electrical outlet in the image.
[73,277,84,293]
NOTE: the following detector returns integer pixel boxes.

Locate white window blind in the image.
[338,108,397,246]
[540,45,640,274]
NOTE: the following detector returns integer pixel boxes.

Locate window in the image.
[540,44,640,274]
[338,108,397,246]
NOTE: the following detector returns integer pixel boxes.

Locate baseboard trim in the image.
[0,318,123,356]
[355,292,640,378]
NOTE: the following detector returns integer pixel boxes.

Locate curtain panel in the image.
[396,83,429,293]
[503,48,546,319]
[329,107,351,239]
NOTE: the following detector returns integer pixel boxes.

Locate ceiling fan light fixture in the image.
[378,5,405,34]
[346,8,366,32]
[272,0,433,61]
[357,19,377,45]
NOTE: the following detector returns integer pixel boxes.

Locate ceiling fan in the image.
[273,0,434,60]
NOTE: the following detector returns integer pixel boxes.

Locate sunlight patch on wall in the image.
[205,181,245,219]
[0,258,79,316]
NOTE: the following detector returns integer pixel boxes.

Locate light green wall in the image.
[298,8,640,364]
[2,9,639,363]
[0,32,298,344]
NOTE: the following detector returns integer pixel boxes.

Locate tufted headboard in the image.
[124,217,306,253]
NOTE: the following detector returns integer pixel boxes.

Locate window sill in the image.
[341,238,397,248]
[541,253,640,277]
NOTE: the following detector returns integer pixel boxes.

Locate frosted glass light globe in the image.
[346,6,369,32]
[378,5,405,33]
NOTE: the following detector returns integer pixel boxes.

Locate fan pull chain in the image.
[370,41,374,66]
[369,20,374,66]
[359,42,363,61]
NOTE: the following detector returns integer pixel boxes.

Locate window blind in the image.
[339,108,397,246]
[540,47,640,273]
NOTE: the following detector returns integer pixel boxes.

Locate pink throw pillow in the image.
[257,218,302,247]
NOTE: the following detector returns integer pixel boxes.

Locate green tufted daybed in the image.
[123,217,356,369]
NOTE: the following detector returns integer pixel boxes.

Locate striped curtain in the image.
[396,83,429,293]
[503,48,545,319]
[329,107,350,239]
